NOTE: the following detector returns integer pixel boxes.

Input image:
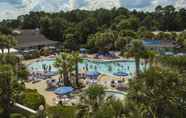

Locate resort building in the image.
[143,39,175,53]
[13,29,59,53]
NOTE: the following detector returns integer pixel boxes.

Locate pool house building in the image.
[13,29,59,53]
[143,39,175,53]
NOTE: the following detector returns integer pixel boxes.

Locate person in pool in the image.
[86,64,88,71]
[42,64,44,71]
[49,65,52,72]
[94,65,97,71]
[108,65,112,72]
[127,66,130,70]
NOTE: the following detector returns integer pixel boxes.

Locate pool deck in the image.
[24,55,129,106]
[23,55,134,64]
[25,74,127,106]
[25,75,59,106]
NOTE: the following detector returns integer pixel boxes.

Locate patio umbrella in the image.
[54,86,74,95]
[113,72,128,77]
[86,71,100,79]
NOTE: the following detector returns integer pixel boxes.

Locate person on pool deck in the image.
[86,64,88,71]
[42,64,44,71]
[49,65,52,72]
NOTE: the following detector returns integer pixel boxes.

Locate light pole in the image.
[38,105,45,118]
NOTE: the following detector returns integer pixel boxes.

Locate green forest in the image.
[0,5,186,51]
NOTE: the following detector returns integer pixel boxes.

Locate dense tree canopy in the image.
[125,67,186,118]
[88,31,115,51]
[0,5,186,51]
[160,56,186,73]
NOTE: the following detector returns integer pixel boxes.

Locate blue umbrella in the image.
[54,86,74,95]
[86,71,100,79]
[113,72,128,77]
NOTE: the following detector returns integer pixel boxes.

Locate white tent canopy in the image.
[0,48,18,54]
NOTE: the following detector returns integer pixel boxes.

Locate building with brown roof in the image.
[13,29,59,50]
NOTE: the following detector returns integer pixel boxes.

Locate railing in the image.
[14,102,37,114]
[104,90,127,95]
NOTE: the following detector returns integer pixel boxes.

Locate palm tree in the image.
[5,35,16,54]
[142,50,157,70]
[78,85,125,118]
[105,98,124,118]
[147,50,157,68]
[54,52,74,86]
[0,65,16,118]
[128,40,145,76]
[0,34,6,54]
[72,52,82,87]
[0,34,16,54]
[94,98,125,118]
[79,84,105,117]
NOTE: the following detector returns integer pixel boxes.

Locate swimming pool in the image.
[27,58,146,77]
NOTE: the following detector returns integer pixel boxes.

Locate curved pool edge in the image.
[83,57,135,62]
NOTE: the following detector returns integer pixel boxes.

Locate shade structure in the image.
[96,51,110,56]
[96,51,115,57]
[86,71,100,79]
[143,39,160,46]
[113,72,128,77]
[54,86,74,95]
[80,48,87,53]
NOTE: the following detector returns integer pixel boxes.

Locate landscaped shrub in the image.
[24,51,40,60]
[40,48,50,56]
[47,106,77,118]
[10,113,26,118]
[17,64,29,80]
[19,89,45,110]
[32,51,41,59]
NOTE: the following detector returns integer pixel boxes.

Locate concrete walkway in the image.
[25,75,59,106]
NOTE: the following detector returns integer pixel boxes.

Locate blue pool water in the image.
[28,58,146,77]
